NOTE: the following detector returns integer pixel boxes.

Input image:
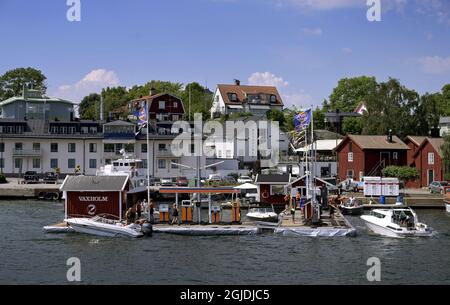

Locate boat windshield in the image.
[391,210,415,228]
[91,214,120,225]
[250,208,273,214]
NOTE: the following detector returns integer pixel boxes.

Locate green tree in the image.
[441,134,450,180]
[382,166,420,184]
[329,76,377,112]
[79,93,101,119]
[0,67,47,100]
[181,82,213,121]
[266,109,286,129]
[342,117,363,135]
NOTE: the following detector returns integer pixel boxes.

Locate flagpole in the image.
[146,101,151,219]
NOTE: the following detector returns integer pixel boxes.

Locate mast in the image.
[146,100,151,218]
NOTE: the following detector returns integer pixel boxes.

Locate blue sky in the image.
[0,0,449,108]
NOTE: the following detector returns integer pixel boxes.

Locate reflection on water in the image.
[0,200,449,284]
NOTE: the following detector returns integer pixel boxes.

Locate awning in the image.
[227,105,244,109]
[250,105,271,110]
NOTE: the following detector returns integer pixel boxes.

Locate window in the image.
[0,143,4,153]
[142,159,148,169]
[68,159,76,169]
[68,126,76,134]
[104,144,114,153]
[51,143,58,153]
[348,152,354,162]
[141,144,147,153]
[89,159,97,169]
[159,144,167,151]
[32,158,40,169]
[89,127,97,134]
[347,170,354,179]
[270,95,277,103]
[0,158,4,169]
[171,159,179,169]
[158,159,166,169]
[349,142,353,152]
[33,143,40,152]
[393,152,398,160]
[14,158,23,169]
[50,159,58,169]
[173,102,178,108]
[68,143,76,153]
[15,143,23,151]
[125,144,134,153]
[270,185,284,196]
[89,143,97,153]
[229,93,237,102]
[105,159,112,165]
[428,152,435,165]
[159,101,165,109]
[81,126,89,134]
[172,115,179,121]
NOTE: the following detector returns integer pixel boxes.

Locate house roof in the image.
[294,139,343,153]
[413,137,445,158]
[335,135,409,151]
[0,96,75,107]
[255,174,290,184]
[217,84,283,106]
[131,92,182,103]
[404,136,427,147]
[104,120,135,126]
[60,175,129,192]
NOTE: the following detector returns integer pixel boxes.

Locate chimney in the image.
[387,129,393,143]
[234,79,241,86]
[150,88,157,96]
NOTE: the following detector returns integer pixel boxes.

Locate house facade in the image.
[440,117,450,137]
[335,135,409,182]
[210,80,283,118]
[255,174,291,206]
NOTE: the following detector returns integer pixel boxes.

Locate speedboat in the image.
[360,208,432,238]
[340,199,364,216]
[246,208,278,222]
[65,214,145,238]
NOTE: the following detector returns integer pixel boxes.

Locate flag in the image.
[294,109,312,132]
[134,101,148,135]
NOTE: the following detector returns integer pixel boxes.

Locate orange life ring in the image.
[262,191,270,199]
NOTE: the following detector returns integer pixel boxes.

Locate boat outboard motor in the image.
[141,222,153,236]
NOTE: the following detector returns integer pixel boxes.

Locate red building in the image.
[130,89,185,122]
[335,135,409,182]
[255,174,291,206]
[408,137,445,188]
[404,136,427,167]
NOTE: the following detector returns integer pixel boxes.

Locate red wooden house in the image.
[130,89,185,122]
[255,174,291,206]
[408,137,445,188]
[334,135,409,182]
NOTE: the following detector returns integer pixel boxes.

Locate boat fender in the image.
[52,192,59,200]
[142,223,153,236]
[262,191,269,199]
[44,193,54,200]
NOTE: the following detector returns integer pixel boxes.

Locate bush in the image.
[0,174,7,184]
[382,166,419,182]
[444,173,450,181]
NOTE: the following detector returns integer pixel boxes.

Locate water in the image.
[1,200,450,284]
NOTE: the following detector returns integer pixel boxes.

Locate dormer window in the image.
[229,93,237,102]
[270,95,277,103]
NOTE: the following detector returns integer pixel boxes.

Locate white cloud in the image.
[248,72,289,87]
[302,27,323,36]
[275,0,408,12]
[282,92,314,108]
[52,69,120,103]
[418,56,450,74]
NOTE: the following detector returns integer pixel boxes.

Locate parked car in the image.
[208,174,222,182]
[428,181,449,194]
[23,171,40,183]
[176,176,189,187]
[237,175,253,184]
[43,172,58,184]
[160,178,174,186]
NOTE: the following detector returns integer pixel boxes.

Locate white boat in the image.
[246,208,278,222]
[65,214,144,238]
[360,208,432,238]
[446,203,450,213]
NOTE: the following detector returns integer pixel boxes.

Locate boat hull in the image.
[446,203,450,213]
[65,219,143,238]
[361,216,432,238]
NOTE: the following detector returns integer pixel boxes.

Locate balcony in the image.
[13,149,42,157]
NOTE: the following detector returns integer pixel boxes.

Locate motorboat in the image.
[360,208,432,238]
[246,207,278,222]
[65,214,145,238]
[446,203,450,214]
[340,198,364,216]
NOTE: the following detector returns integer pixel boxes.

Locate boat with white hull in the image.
[246,208,278,222]
[361,208,432,238]
[446,203,450,213]
[65,214,144,238]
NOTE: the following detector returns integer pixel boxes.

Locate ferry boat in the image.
[65,214,148,238]
[360,208,432,238]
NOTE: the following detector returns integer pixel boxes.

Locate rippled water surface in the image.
[1,200,450,284]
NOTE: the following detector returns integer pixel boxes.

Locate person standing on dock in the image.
[149,202,155,224]
[290,206,296,224]
[171,204,179,226]
[136,201,142,219]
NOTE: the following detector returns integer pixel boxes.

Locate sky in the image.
[0,0,449,108]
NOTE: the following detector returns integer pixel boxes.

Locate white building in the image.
[439,117,450,137]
